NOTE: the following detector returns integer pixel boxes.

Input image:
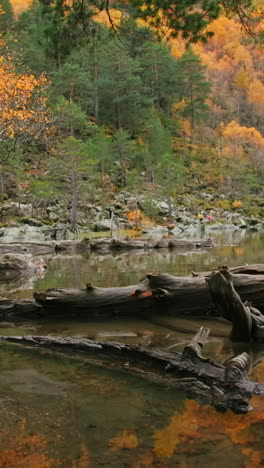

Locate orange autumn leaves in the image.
[0,44,51,143]
[219,120,264,160]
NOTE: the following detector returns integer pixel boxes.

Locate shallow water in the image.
[0,229,264,466]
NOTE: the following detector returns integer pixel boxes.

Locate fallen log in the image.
[0,327,263,414]
[0,297,42,319]
[0,265,263,320]
[89,236,214,252]
[0,236,213,256]
[192,264,264,277]
[0,242,55,255]
[31,271,264,318]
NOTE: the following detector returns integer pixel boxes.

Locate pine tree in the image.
[111,129,136,187]
[0,0,13,34]
[145,118,172,182]
[178,49,211,131]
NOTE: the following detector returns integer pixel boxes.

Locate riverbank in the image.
[0,190,263,242]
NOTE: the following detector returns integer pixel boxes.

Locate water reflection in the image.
[0,230,264,466]
[0,344,264,467]
[1,230,263,297]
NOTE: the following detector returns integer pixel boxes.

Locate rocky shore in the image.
[0,191,263,242]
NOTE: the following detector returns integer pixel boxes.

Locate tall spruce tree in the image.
[178,49,211,131]
[0,0,13,34]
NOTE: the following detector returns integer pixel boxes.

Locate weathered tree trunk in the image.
[207,268,264,342]
[0,328,263,414]
[1,268,264,320]
[193,264,264,277]
[0,297,42,319]
[0,242,56,255]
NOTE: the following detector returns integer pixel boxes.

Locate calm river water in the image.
[0,229,264,467]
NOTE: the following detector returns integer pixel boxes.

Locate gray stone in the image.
[0,202,32,218]
[94,219,117,232]
[18,203,33,217]
[144,225,169,238]
[0,225,46,242]
[170,226,183,236]
[49,212,60,222]
[23,218,44,227]
[207,223,238,232]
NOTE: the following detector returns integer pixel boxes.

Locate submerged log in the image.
[0,297,42,319]
[89,236,214,251]
[0,242,55,255]
[0,236,213,256]
[0,327,263,414]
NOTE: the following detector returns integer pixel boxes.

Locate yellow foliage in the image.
[221,121,264,148]
[180,118,192,137]
[233,67,250,90]
[232,200,243,208]
[94,9,122,28]
[11,0,31,16]
[169,37,186,58]
[206,17,242,48]
[0,42,51,142]
[127,209,142,223]
[248,78,264,106]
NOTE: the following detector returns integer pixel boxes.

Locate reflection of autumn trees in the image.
[0,418,59,468]
[72,445,90,468]
[109,429,138,451]
[153,398,264,466]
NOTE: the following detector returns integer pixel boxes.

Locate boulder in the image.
[143,225,169,238]
[0,225,46,242]
[94,219,117,232]
[48,212,60,222]
[170,226,183,236]
[23,218,44,227]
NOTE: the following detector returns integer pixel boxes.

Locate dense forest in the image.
[0,0,263,231]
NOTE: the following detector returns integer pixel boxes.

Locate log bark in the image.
[0,327,263,414]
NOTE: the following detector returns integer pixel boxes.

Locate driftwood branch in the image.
[0,327,263,414]
[207,268,264,342]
